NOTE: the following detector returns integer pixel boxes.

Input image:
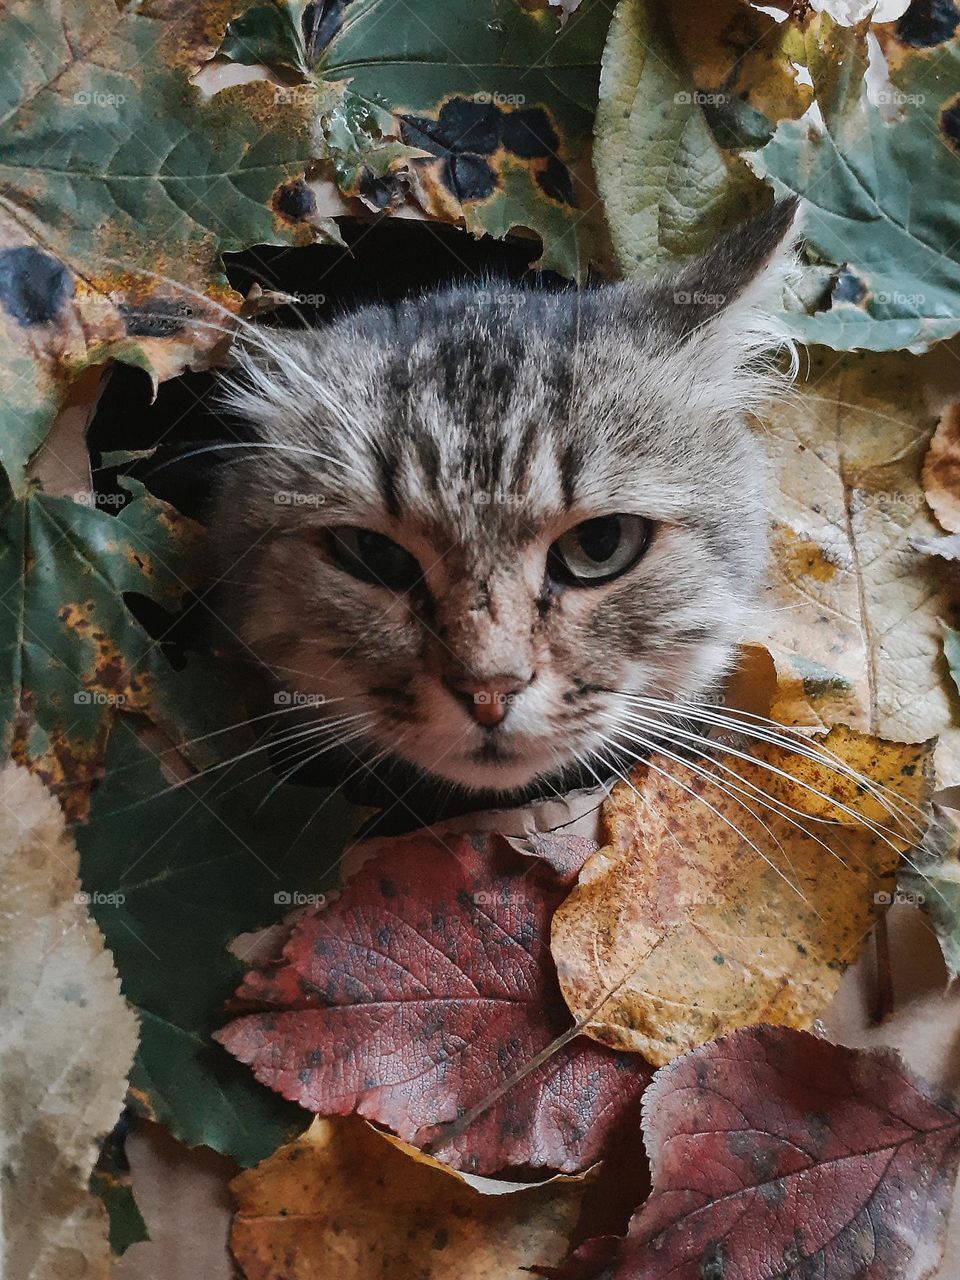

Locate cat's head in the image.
[212,201,799,800]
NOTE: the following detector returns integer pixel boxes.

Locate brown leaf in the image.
[230,1115,587,1280]
[924,402,960,534]
[549,1026,960,1280]
[551,726,932,1065]
[216,830,650,1175]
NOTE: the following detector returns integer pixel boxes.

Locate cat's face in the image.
[213,203,797,799]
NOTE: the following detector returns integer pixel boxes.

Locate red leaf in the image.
[215,830,650,1175]
[552,1026,960,1279]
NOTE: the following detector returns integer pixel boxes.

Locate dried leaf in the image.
[552,1027,960,1280]
[0,761,138,1280]
[551,726,931,1065]
[231,1116,587,1280]
[924,403,960,533]
[593,0,814,275]
[593,0,763,274]
[216,830,650,1175]
[751,11,960,350]
[900,804,960,980]
[750,351,960,785]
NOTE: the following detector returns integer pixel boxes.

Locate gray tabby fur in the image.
[212,201,800,798]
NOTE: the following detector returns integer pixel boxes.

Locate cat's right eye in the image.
[327,527,422,591]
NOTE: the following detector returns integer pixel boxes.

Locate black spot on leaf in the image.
[942,98,960,149]
[358,167,404,209]
[119,298,193,338]
[401,98,503,203]
[402,100,502,157]
[700,1240,728,1279]
[0,247,72,326]
[275,179,317,220]
[501,107,559,158]
[447,153,498,201]
[896,0,960,47]
[537,156,576,206]
[831,268,868,305]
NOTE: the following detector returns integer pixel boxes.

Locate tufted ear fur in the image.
[653,198,801,344]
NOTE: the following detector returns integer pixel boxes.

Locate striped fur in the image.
[212,202,800,798]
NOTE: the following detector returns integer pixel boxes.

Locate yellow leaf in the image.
[748,351,960,784]
[550,727,932,1066]
[230,1116,586,1280]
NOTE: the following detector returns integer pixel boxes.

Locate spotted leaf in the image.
[216,829,651,1175]
[549,1027,960,1280]
[751,11,960,351]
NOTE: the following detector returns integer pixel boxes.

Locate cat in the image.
[210,200,800,813]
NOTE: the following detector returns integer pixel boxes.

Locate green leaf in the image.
[899,805,960,980]
[220,0,614,278]
[0,473,207,818]
[90,1126,151,1257]
[593,0,767,275]
[77,720,361,1165]
[751,13,960,351]
[0,0,329,481]
[220,1,310,72]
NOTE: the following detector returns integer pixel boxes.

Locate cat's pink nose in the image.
[444,673,531,728]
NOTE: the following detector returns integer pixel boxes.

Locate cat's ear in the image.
[649,198,801,349]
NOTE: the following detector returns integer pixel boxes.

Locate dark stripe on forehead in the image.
[511,418,539,493]
[373,441,401,518]
[414,432,442,494]
[559,442,580,508]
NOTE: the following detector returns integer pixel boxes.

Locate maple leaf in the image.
[548,1026,960,1280]
[215,830,651,1175]
[551,725,932,1065]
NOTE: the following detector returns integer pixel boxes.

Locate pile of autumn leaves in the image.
[209,719,954,1279]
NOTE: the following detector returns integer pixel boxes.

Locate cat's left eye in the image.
[327,526,421,591]
[549,514,652,586]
